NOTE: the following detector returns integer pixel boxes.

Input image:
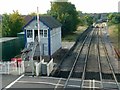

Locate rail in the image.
[97,28,103,88]
[80,28,95,89]
[114,48,120,59]
[64,28,94,89]
[100,29,120,90]
[52,27,92,76]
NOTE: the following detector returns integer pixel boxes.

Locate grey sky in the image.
[0,0,119,14]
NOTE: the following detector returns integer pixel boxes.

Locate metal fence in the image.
[0,61,25,75]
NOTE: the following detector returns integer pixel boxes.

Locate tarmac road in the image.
[2,74,20,89]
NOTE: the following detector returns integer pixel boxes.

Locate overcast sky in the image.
[0,0,119,15]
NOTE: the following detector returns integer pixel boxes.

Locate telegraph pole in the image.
[37,7,42,62]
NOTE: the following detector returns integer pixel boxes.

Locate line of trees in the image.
[78,12,94,26]
[47,2,95,36]
[107,13,120,24]
[1,2,95,37]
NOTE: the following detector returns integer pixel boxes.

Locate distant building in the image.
[23,16,62,56]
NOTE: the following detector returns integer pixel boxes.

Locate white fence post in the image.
[14,61,17,72]
[18,61,21,75]
[47,63,50,76]
[22,61,25,73]
[0,64,1,70]
[7,62,9,74]
[35,59,44,76]
[2,63,5,74]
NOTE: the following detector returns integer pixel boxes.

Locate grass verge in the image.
[62,25,87,42]
[108,24,120,49]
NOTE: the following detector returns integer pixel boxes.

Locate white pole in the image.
[37,7,42,62]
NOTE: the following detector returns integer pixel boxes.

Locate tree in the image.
[48,2,79,36]
[107,13,120,24]
[2,14,11,37]
[85,15,94,26]
[9,11,25,36]
[0,16,2,37]
[77,11,86,26]
[29,12,37,16]
[2,11,25,37]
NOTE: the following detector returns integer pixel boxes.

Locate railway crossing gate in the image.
[24,58,54,76]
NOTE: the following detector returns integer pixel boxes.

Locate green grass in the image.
[108,24,120,49]
[62,25,87,42]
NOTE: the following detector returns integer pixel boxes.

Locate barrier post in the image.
[0,63,2,74]
[35,59,44,76]
[22,61,25,73]
[47,63,50,76]
[15,61,17,72]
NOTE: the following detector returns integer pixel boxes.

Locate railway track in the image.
[63,27,120,89]
[63,27,95,88]
[52,24,120,89]
[80,27,95,89]
[114,48,120,60]
[52,26,93,77]
[99,28,120,89]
